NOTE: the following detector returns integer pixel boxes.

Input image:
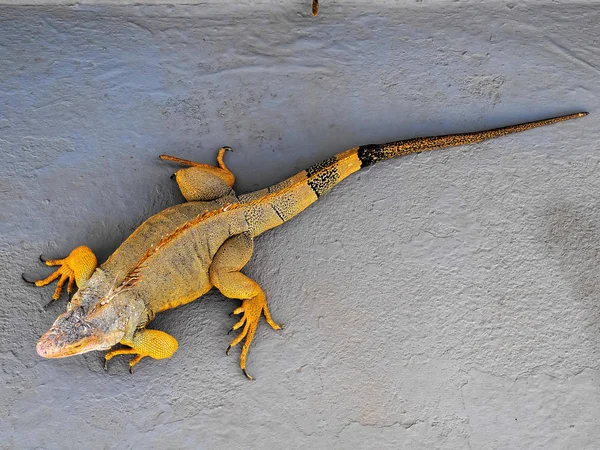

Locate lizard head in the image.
[37,306,107,358]
[36,290,130,358]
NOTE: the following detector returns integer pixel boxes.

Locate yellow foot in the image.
[104,329,178,374]
[104,347,141,373]
[226,295,282,380]
[23,246,97,307]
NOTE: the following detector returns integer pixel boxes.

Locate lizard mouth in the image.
[36,330,101,358]
[37,309,102,358]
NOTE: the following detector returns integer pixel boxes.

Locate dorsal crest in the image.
[117,203,239,290]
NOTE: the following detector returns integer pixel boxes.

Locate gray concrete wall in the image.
[1,1,599,449]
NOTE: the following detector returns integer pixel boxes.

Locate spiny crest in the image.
[88,203,241,317]
[119,202,240,287]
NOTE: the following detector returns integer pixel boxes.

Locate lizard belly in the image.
[155,282,213,313]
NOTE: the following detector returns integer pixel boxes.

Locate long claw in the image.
[129,366,134,375]
[104,359,109,371]
[39,254,47,263]
[43,299,55,310]
[22,274,35,284]
[226,345,231,356]
[242,369,254,381]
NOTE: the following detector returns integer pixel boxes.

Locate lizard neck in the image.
[119,292,152,343]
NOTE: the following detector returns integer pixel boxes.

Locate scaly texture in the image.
[30,112,588,378]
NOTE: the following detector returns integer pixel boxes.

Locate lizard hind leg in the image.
[23,246,97,307]
[209,232,282,380]
[104,329,179,373]
[225,291,282,380]
[160,147,236,202]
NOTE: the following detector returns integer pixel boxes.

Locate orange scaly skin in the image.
[29,112,587,379]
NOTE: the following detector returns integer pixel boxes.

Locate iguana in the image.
[26,112,587,379]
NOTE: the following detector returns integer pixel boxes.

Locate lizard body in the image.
[30,112,587,378]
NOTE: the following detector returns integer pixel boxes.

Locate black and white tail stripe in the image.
[305,156,340,197]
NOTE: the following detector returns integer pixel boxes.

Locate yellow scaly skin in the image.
[29,112,587,379]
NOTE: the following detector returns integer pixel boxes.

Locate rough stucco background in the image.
[1,0,599,448]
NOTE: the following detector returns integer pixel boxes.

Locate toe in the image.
[231,316,246,330]
[227,320,250,353]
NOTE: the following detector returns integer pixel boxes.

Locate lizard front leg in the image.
[160,147,237,201]
[104,329,178,374]
[209,232,282,380]
[23,246,97,307]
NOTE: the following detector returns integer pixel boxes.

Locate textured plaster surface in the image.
[1,1,600,449]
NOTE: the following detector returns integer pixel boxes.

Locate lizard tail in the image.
[355,112,588,167]
[245,111,588,236]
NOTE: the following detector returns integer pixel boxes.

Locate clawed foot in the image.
[22,246,97,307]
[23,254,76,303]
[104,349,144,374]
[103,329,177,374]
[226,296,282,380]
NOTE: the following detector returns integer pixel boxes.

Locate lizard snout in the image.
[37,308,102,358]
[36,328,64,357]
